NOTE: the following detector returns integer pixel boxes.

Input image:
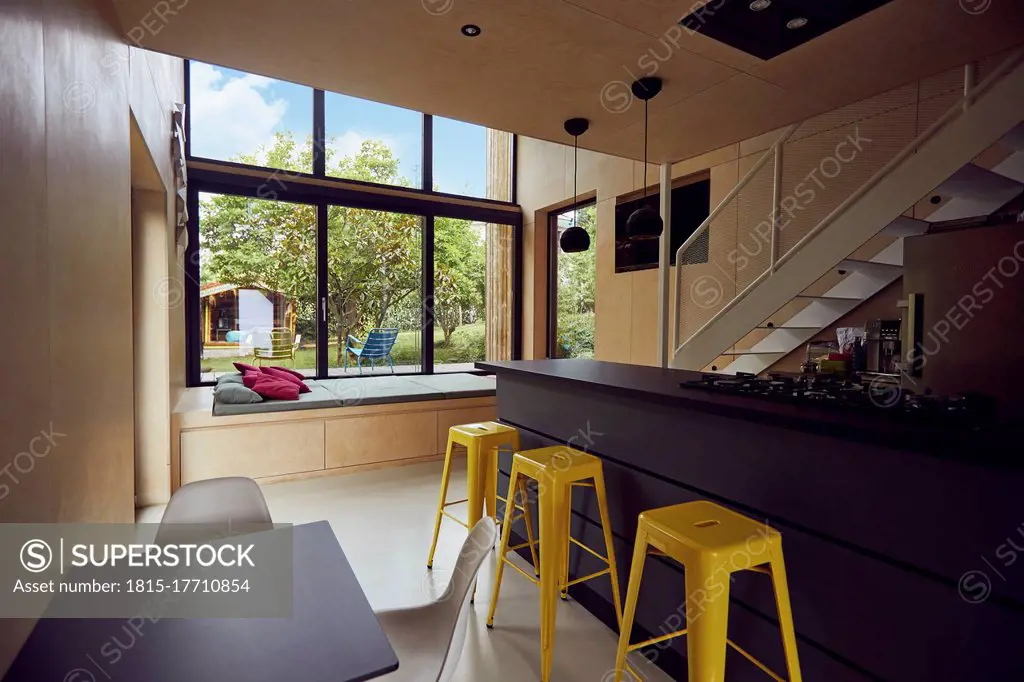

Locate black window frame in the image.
[183,60,521,386]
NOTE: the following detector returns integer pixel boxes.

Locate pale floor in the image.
[138,461,672,682]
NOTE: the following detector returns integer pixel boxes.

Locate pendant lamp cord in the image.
[573,134,579,225]
[642,98,649,200]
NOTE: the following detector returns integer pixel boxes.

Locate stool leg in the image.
[770,552,802,682]
[613,527,649,682]
[685,556,731,682]
[484,445,498,523]
[487,462,522,629]
[426,432,456,569]
[466,440,484,603]
[560,484,572,600]
[593,472,623,627]
[539,474,568,682]
[518,478,541,576]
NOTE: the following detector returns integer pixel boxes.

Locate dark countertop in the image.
[477,359,1013,464]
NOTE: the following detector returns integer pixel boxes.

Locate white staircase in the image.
[671,52,1024,374]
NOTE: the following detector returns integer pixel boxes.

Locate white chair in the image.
[374,518,498,682]
[155,477,273,545]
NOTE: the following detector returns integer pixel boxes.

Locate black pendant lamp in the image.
[560,117,591,253]
[626,77,664,241]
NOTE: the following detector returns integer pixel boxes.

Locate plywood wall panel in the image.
[0,1,55,526]
[593,199,631,363]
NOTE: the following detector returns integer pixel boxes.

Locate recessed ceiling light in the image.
[786,17,808,29]
[749,0,771,11]
[461,24,481,37]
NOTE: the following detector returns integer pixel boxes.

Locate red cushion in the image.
[268,365,306,381]
[233,362,260,374]
[241,371,263,390]
[262,366,311,393]
[248,373,300,401]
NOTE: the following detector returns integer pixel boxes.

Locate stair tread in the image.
[839,258,902,268]
[795,294,863,300]
[717,349,789,356]
[754,325,820,330]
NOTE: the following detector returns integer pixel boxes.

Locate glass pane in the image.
[197,193,317,380]
[553,205,596,359]
[432,116,487,198]
[326,206,422,375]
[325,92,422,188]
[189,61,314,173]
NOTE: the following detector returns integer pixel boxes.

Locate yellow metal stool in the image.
[427,422,538,573]
[613,500,802,682]
[487,446,623,682]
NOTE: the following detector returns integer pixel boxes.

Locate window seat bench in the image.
[169,373,497,494]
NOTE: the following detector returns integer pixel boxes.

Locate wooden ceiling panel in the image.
[111,0,1024,164]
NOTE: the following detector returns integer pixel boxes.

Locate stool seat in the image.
[509,445,604,482]
[640,500,780,557]
[449,421,517,439]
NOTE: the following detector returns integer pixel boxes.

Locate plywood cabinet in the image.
[325,411,437,469]
[180,421,325,484]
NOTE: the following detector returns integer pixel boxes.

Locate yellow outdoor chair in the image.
[253,328,300,366]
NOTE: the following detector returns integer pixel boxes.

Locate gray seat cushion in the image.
[212,381,340,416]
[407,373,497,399]
[210,373,495,416]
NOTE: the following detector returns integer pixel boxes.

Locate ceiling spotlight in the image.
[461,24,481,37]
[749,0,771,11]
[786,17,808,29]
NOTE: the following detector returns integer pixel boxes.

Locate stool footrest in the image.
[569,536,609,564]
[627,628,687,653]
[503,556,540,585]
[727,638,787,682]
[566,567,610,588]
[442,498,468,508]
[441,510,469,529]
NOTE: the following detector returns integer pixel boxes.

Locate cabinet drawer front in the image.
[180,421,325,484]
[326,411,437,469]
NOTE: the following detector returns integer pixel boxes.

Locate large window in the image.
[325,93,422,188]
[327,207,422,375]
[185,61,520,385]
[549,204,596,359]
[432,219,515,369]
[189,62,314,172]
[197,193,318,380]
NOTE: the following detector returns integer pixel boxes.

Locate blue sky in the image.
[190,62,487,197]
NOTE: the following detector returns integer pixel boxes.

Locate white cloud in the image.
[189,63,288,162]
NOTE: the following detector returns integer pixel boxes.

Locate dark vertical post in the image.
[512,214,524,361]
[313,90,326,177]
[422,114,433,192]
[422,215,435,373]
[183,60,192,159]
[184,186,202,385]
[547,211,559,358]
[317,203,329,378]
[510,134,518,205]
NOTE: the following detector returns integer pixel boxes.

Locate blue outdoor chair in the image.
[344,328,399,374]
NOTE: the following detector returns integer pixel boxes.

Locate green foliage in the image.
[555,313,595,359]
[433,216,484,345]
[556,205,596,318]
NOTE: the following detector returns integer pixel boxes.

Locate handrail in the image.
[673,48,1024,357]
[671,123,798,348]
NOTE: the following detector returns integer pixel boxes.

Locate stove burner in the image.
[680,372,991,424]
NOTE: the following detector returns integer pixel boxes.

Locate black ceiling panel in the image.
[680,0,896,61]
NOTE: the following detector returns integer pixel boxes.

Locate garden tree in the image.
[433,216,485,345]
[200,132,422,364]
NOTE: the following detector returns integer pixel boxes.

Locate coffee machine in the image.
[864,319,901,374]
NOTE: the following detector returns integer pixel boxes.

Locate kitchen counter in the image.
[476,359,1012,464]
[477,358,1023,681]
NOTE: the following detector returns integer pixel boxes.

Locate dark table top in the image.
[5,522,399,682]
[477,359,1015,465]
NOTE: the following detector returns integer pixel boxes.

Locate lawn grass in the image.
[201,321,486,374]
